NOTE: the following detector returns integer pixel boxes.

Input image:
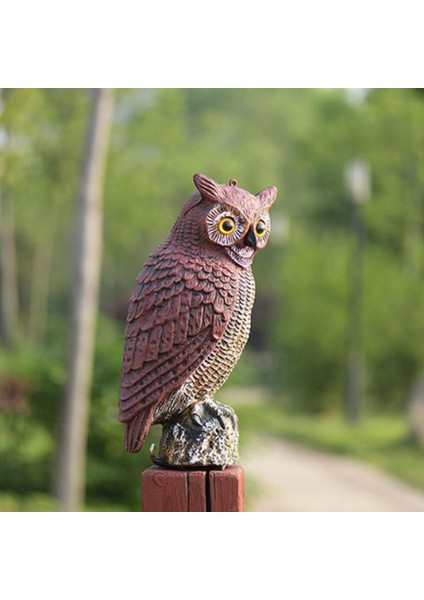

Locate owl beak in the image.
[244,226,257,251]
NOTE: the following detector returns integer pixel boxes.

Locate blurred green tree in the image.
[1,88,424,510]
[55,89,115,512]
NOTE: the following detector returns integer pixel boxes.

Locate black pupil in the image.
[222,220,234,232]
[256,221,266,234]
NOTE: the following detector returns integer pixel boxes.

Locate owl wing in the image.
[119,250,238,450]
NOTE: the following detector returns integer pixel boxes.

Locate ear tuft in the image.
[193,173,224,202]
[256,186,278,209]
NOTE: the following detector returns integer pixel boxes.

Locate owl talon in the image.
[149,443,157,460]
[217,414,226,429]
[203,397,236,429]
[192,413,203,428]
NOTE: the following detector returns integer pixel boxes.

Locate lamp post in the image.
[345,158,371,422]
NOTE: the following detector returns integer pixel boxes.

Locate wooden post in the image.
[141,465,244,512]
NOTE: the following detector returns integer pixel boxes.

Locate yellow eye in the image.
[218,217,236,235]
[255,220,267,237]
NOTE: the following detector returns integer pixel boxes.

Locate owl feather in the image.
[119,250,238,451]
[119,173,276,453]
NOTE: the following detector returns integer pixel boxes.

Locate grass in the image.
[236,400,424,494]
[0,492,131,512]
[2,388,424,510]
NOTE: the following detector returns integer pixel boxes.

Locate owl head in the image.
[192,172,277,268]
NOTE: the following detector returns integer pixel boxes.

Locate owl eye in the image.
[255,220,267,237]
[218,217,236,235]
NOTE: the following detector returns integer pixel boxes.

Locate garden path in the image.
[241,437,424,512]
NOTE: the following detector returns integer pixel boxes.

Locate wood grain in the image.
[141,465,244,512]
[188,471,207,512]
[141,466,188,512]
[209,466,244,512]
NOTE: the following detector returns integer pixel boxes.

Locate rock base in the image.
[154,397,239,468]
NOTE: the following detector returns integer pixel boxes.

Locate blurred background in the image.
[1,88,424,511]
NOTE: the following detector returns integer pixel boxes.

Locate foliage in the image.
[2,88,424,509]
[237,400,424,494]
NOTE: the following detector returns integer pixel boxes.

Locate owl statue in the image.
[119,173,277,468]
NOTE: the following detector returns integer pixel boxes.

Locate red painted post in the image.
[209,466,244,512]
[141,465,244,512]
[187,471,208,512]
[141,467,188,512]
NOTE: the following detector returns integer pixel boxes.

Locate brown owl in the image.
[119,173,277,465]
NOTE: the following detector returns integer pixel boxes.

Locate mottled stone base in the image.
[154,397,239,469]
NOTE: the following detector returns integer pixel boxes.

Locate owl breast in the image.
[153,266,255,422]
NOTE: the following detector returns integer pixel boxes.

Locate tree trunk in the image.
[27,214,56,346]
[55,89,114,511]
[0,131,19,349]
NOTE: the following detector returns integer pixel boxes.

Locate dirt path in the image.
[241,437,424,511]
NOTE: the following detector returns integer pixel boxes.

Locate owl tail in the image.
[124,407,155,453]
